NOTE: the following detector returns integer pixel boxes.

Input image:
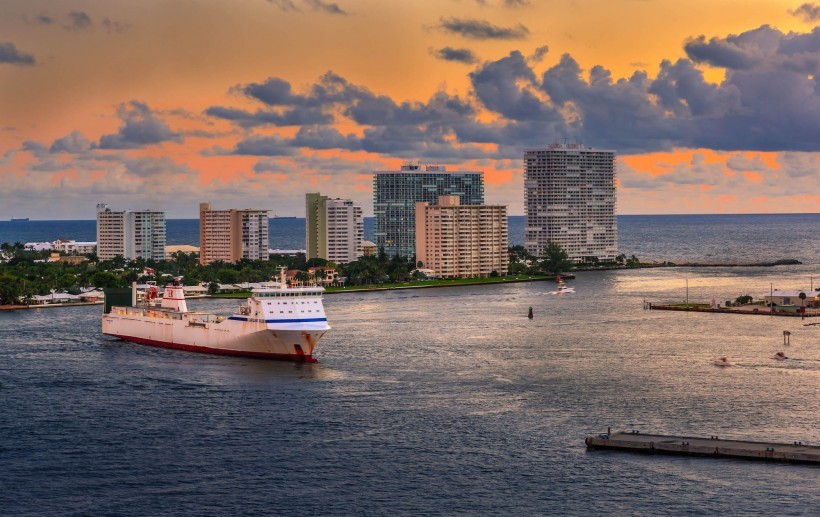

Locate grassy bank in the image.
[207,275,558,298]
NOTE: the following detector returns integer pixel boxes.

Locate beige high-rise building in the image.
[305,193,363,264]
[96,203,166,261]
[199,203,269,265]
[415,196,508,279]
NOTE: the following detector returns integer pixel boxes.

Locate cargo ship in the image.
[102,270,329,362]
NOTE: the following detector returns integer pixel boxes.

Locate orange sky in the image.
[0,0,818,218]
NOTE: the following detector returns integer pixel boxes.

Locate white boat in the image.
[713,356,735,367]
[549,285,575,295]
[102,269,329,362]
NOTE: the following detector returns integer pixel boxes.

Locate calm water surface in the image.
[2,266,819,515]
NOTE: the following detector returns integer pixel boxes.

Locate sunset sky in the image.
[1,0,818,219]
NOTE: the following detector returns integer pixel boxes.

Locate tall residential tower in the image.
[305,193,363,264]
[199,203,269,265]
[373,164,484,258]
[96,204,166,261]
[524,144,617,262]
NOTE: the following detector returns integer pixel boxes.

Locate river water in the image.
[1,263,818,515]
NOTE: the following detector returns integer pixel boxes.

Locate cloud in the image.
[267,0,300,11]
[205,105,332,127]
[25,13,55,25]
[98,101,182,149]
[122,156,195,177]
[64,11,92,31]
[305,0,348,15]
[504,0,530,7]
[50,131,93,153]
[791,3,820,22]
[430,47,478,64]
[0,42,36,66]
[103,17,130,34]
[232,135,298,156]
[529,45,549,63]
[438,17,529,40]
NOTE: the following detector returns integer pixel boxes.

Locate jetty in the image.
[585,431,820,464]
[647,304,818,318]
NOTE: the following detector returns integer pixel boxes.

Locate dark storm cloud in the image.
[439,17,529,40]
[305,0,348,15]
[98,101,182,149]
[791,3,820,22]
[431,47,478,64]
[0,42,36,65]
[64,11,92,31]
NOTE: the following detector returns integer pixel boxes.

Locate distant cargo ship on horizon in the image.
[9,218,29,222]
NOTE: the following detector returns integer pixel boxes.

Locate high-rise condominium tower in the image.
[373,164,484,259]
[415,196,508,279]
[96,204,166,261]
[305,193,363,264]
[199,203,269,265]
[524,144,617,262]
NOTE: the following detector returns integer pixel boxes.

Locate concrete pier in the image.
[586,431,820,464]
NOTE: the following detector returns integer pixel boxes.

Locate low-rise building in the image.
[765,290,820,308]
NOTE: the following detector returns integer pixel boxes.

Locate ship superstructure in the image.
[102,270,329,362]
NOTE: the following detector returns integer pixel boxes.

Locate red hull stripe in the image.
[110,334,317,362]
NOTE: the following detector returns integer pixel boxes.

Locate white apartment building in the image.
[305,193,363,264]
[199,203,269,265]
[96,204,166,261]
[524,144,617,262]
[415,196,508,279]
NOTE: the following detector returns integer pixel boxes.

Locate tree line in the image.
[0,240,630,305]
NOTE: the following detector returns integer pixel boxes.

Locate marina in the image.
[586,431,820,464]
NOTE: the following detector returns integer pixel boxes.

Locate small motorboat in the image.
[549,285,575,295]
[713,356,735,367]
[772,351,788,361]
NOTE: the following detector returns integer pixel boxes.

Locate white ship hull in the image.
[102,281,330,362]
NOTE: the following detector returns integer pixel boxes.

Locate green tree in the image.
[541,242,573,276]
[0,273,23,304]
[91,271,119,288]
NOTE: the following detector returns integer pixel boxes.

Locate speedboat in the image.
[713,356,735,367]
[549,284,575,295]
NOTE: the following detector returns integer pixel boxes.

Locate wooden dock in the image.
[585,431,820,464]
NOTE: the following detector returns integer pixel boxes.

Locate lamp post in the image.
[686,278,689,305]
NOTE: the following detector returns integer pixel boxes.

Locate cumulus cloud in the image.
[50,131,93,153]
[0,42,36,66]
[207,24,820,158]
[438,17,529,40]
[791,3,820,22]
[99,101,182,149]
[431,47,478,64]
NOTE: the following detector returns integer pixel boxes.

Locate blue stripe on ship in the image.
[228,316,328,323]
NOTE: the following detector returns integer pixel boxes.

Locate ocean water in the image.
[2,215,819,514]
[1,265,819,515]
[1,213,819,265]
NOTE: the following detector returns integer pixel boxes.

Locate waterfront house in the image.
[765,290,820,308]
